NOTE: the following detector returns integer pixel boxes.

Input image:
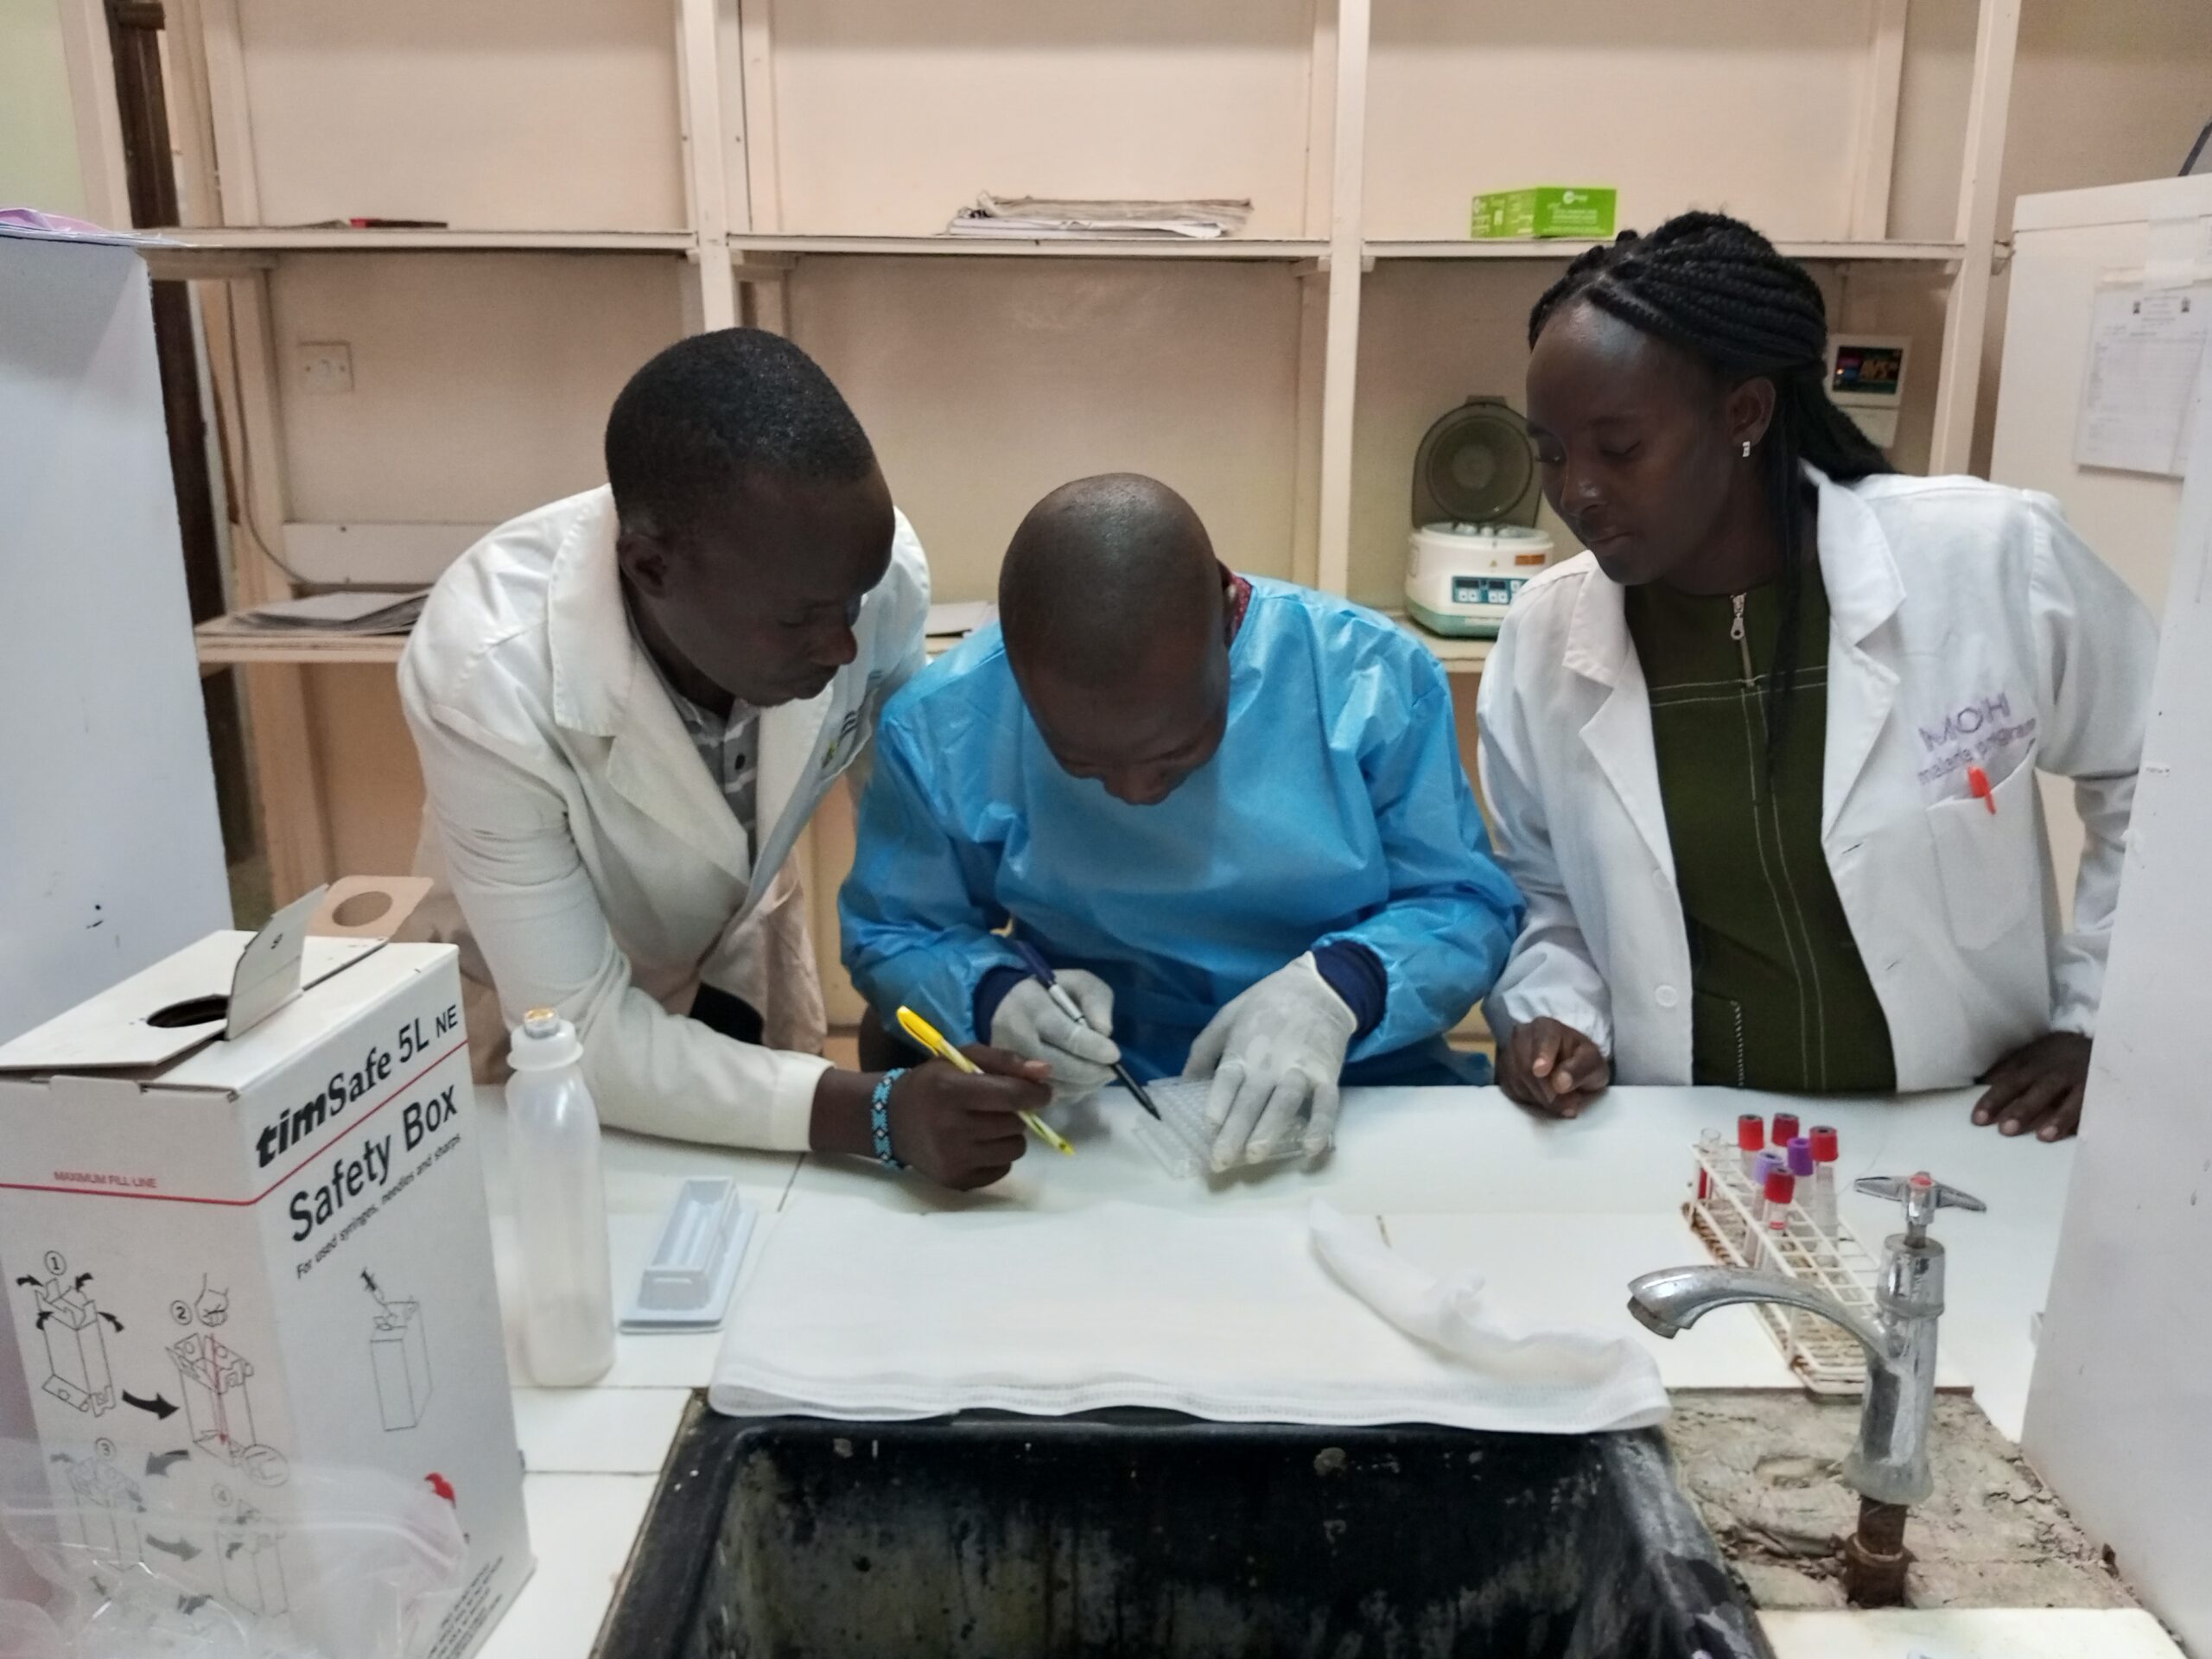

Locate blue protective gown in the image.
[838,578,1527,1081]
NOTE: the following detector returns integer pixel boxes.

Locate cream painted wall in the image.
[0,0,87,217]
[1971,0,2212,472]
[267,252,684,527]
[789,257,1307,603]
[1367,0,1897,242]
[234,0,687,230]
[309,667,429,879]
[1886,0,1977,245]
[766,0,1323,237]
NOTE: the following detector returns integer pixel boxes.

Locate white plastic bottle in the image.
[505,1008,615,1386]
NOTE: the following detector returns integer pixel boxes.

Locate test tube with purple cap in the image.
[1784,1136,1821,1259]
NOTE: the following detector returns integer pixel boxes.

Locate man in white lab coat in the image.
[400,329,1049,1188]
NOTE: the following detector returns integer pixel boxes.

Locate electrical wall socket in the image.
[296,340,353,394]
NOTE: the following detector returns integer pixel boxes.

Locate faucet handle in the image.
[1854,1171,1986,1243]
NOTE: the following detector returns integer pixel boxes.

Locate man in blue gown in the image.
[840,474,1524,1168]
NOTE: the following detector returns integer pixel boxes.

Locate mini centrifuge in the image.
[1404,396,1554,639]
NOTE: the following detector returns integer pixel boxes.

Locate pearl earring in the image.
[1741,439,1752,459]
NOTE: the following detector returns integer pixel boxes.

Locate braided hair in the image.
[1527,212,1892,779]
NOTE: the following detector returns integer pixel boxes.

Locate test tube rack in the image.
[1684,1140,1881,1395]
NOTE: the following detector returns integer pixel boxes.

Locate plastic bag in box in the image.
[0,1437,465,1659]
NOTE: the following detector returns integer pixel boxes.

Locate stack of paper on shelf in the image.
[947,194,1252,240]
[220,591,428,635]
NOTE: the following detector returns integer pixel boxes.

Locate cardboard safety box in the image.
[0,881,531,1657]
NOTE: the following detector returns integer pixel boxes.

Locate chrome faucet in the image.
[1627,1171,1985,1509]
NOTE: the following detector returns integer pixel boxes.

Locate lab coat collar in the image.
[1809,463,1906,645]
[1810,464,1905,839]
[1559,531,1671,876]
[543,488,755,882]
[546,488,629,739]
[753,687,836,884]
[1562,559,1632,687]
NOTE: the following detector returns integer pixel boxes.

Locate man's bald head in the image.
[997,475,1231,807]
[999,474,1222,689]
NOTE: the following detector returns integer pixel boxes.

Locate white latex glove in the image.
[1183,953,1357,1168]
[988,972,1122,1103]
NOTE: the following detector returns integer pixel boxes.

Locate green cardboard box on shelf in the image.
[1471,186,1618,239]
[0,880,531,1657]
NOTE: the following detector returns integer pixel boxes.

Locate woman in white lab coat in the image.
[1478,212,2158,1141]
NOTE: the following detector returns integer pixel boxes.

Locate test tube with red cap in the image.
[1771,1110,1801,1148]
[1808,1126,1841,1235]
[1758,1168,1797,1272]
[1736,1114,1765,1185]
[1694,1129,1723,1204]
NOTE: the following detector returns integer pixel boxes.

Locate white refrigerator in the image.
[1988,172,2212,902]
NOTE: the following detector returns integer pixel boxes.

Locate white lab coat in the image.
[398,486,929,1149]
[1478,466,2156,1090]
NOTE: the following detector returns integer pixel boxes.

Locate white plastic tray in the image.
[620,1177,756,1332]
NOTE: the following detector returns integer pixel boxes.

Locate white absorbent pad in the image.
[709,1199,1668,1433]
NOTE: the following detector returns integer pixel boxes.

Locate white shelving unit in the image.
[1364,238,1968,264]
[728,235,1333,261]
[151,228,697,254]
[80,0,2024,912]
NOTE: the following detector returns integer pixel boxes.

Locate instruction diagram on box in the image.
[213,1487,289,1618]
[364,1270,431,1431]
[16,1251,123,1416]
[55,1440,144,1568]
[170,1330,289,1487]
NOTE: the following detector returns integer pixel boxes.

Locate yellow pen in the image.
[895,1005,1075,1157]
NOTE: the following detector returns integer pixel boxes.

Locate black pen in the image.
[1008,940,1160,1119]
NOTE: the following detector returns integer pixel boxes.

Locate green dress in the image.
[1624,565,1897,1093]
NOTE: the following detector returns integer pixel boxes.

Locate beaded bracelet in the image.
[870,1068,908,1171]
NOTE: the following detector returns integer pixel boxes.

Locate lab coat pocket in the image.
[1924,753,2039,952]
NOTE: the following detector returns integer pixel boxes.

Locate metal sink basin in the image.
[600,1402,1772,1659]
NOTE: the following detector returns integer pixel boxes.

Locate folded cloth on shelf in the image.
[709,1198,1667,1433]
